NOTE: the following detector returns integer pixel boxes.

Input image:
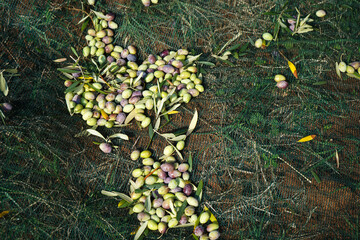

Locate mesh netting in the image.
[1,0,359,239]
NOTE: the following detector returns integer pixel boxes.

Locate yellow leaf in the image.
[0,211,9,218]
[100,110,109,120]
[288,61,298,78]
[297,135,316,142]
[167,110,179,115]
[78,76,93,80]
[204,206,218,223]
[131,226,139,235]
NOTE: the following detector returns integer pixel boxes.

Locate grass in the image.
[1,0,360,239]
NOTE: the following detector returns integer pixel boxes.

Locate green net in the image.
[1,0,359,239]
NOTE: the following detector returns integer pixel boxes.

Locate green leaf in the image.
[312,81,327,85]
[172,223,194,228]
[192,234,199,240]
[87,82,108,94]
[64,81,80,93]
[239,42,249,52]
[134,221,148,240]
[4,69,18,73]
[176,200,188,221]
[118,199,132,208]
[145,194,152,212]
[233,52,239,59]
[347,72,360,80]
[81,18,90,32]
[227,43,242,52]
[0,72,9,96]
[311,170,321,183]
[262,11,279,15]
[195,180,203,200]
[57,68,79,73]
[86,129,106,140]
[101,190,133,203]
[71,47,79,58]
[186,109,198,136]
[188,153,193,172]
[108,133,129,141]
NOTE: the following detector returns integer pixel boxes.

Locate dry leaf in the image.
[134,222,147,240]
[86,129,106,140]
[335,150,339,168]
[53,58,67,63]
[297,135,316,142]
[0,211,9,218]
[186,109,198,136]
[288,61,298,78]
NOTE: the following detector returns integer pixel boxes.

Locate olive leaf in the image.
[71,47,79,58]
[118,199,132,208]
[4,69,18,74]
[78,15,89,24]
[192,234,199,240]
[169,134,186,142]
[57,68,79,73]
[108,133,129,141]
[86,129,106,140]
[335,62,342,79]
[65,97,74,116]
[154,117,161,131]
[161,103,181,116]
[186,109,198,136]
[100,190,133,203]
[197,61,215,67]
[145,194,152,212]
[176,200,188,221]
[125,109,144,124]
[169,199,177,216]
[195,180,203,201]
[187,53,202,64]
[0,72,9,96]
[188,153,193,172]
[64,81,80,93]
[160,133,176,139]
[53,58,67,63]
[347,72,360,80]
[134,221,148,240]
[172,223,194,228]
[92,10,107,20]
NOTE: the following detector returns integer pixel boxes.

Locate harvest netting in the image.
[1,0,360,239]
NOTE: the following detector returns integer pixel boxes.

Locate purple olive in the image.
[276,81,289,89]
[194,225,204,236]
[162,65,175,74]
[97,118,107,126]
[179,215,188,225]
[176,83,186,91]
[147,68,155,73]
[168,59,174,65]
[162,199,172,210]
[178,163,189,173]
[72,95,81,104]
[107,56,115,63]
[116,59,126,66]
[164,177,172,184]
[116,113,126,124]
[168,170,181,178]
[157,169,167,179]
[153,198,164,208]
[96,94,105,102]
[1,103,12,112]
[148,54,156,64]
[127,54,137,62]
[102,36,112,44]
[121,49,129,58]
[64,80,72,87]
[105,13,115,21]
[132,91,143,97]
[135,85,144,90]
[99,143,112,153]
[137,70,146,78]
[105,93,116,101]
[160,50,169,58]
[120,99,128,107]
[161,163,174,172]
[129,96,140,104]
[183,184,193,196]
[72,72,81,78]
